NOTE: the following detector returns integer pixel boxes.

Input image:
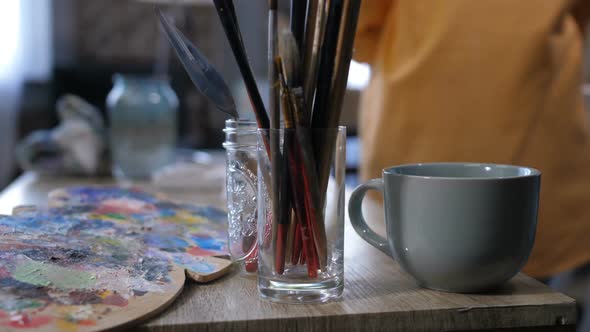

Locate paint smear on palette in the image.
[13,207,229,285]
[0,214,175,330]
[47,186,228,253]
[13,259,97,290]
[43,187,231,280]
[144,234,190,252]
[190,234,225,252]
[49,186,161,207]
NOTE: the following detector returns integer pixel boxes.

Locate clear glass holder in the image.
[256,126,346,304]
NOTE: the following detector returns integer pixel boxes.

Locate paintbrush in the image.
[276,57,294,274]
[290,0,308,54]
[276,53,325,275]
[312,0,361,205]
[279,29,307,127]
[308,0,343,218]
[155,6,238,118]
[318,0,361,126]
[302,0,328,118]
[278,36,303,268]
[267,0,283,274]
[311,0,343,126]
[268,0,280,129]
[279,30,327,272]
[279,30,303,89]
[211,0,270,130]
[221,0,242,45]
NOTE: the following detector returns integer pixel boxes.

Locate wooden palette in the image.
[0,186,235,331]
[0,214,185,332]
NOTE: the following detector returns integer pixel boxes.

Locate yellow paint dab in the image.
[165,211,205,225]
[88,213,128,224]
[98,290,112,299]
[56,319,79,332]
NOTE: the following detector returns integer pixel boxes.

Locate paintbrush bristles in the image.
[277,57,295,129]
[269,0,277,10]
[279,30,302,88]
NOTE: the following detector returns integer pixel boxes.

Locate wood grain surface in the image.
[0,167,577,332]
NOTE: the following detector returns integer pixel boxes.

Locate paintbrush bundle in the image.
[252,0,361,279]
[214,0,360,278]
[156,0,361,282]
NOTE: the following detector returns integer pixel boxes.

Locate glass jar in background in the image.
[106,74,178,180]
[223,119,259,275]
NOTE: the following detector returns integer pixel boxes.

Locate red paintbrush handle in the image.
[286,134,319,277]
[285,138,306,265]
[299,161,319,278]
[300,246,306,265]
[292,223,303,264]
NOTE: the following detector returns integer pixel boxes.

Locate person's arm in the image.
[353,0,394,65]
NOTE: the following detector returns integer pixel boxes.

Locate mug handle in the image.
[348,178,393,257]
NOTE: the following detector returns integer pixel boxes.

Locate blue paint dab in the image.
[143,234,189,252]
[190,236,225,251]
[171,255,216,274]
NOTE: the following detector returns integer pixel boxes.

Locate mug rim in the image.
[382,162,541,180]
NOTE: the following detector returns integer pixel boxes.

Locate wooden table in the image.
[0,171,577,332]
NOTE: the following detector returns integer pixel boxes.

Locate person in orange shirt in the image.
[354,1,590,330]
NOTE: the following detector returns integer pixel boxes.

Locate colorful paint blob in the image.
[46,186,229,259]
[13,259,97,290]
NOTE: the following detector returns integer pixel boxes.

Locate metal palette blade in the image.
[156,6,238,118]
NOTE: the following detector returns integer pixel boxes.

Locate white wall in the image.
[0,0,52,187]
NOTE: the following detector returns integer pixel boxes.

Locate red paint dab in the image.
[77,319,97,326]
[0,266,11,279]
[187,246,218,257]
[102,294,128,307]
[245,245,258,273]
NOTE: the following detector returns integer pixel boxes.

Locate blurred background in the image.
[0,0,369,189]
[4,0,590,191]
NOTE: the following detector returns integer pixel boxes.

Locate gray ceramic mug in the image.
[349,162,541,292]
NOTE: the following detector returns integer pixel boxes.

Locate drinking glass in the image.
[256,126,346,303]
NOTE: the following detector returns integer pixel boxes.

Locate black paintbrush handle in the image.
[314,0,361,210]
[291,0,308,54]
[302,0,327,117]
[223,0,245,49]
[212,0,270,129]
[325,0,362,129]
[311,0,344,130]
